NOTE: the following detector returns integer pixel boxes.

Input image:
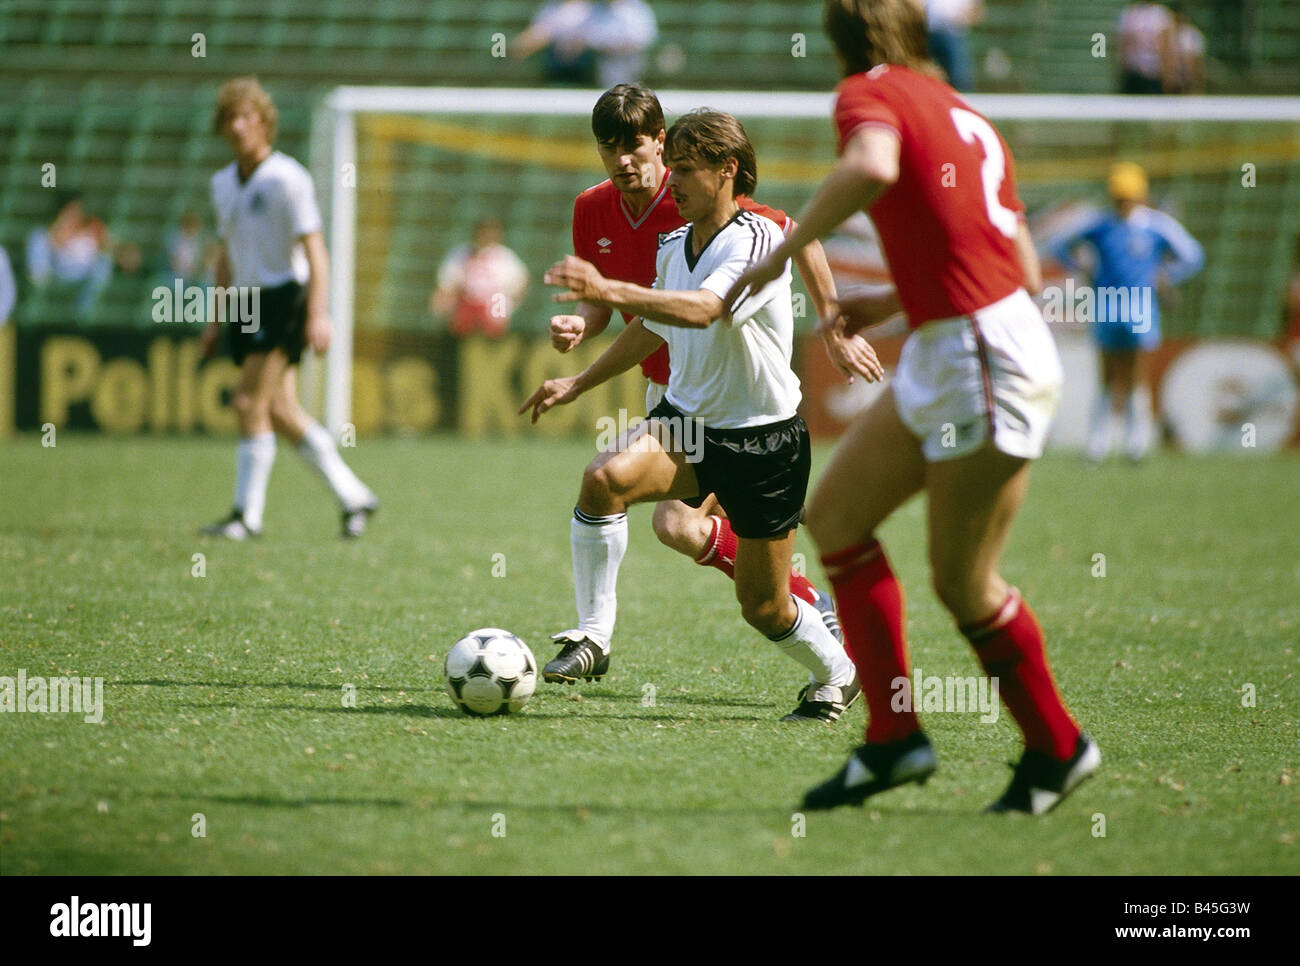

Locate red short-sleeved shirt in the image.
[572,178,790,384]
[834,64,1026,327]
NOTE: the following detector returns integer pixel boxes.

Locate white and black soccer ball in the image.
[444,628,537,716]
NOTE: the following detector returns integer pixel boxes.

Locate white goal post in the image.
[311,87,1300,434]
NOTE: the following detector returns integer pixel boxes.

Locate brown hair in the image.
[664,110,758,197]
[824,0,942,79]
[591,84,665,150]
[212,76,278,142]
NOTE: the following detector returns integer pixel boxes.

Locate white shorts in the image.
[644,380,667,414]
[893,288,1063,462]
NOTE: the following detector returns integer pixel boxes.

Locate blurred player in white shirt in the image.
[200,77,378,540]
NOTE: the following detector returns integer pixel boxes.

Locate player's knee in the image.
[268,397,302,434]
[651,502,701,553]
[268,396,293,425]
[736,586,788,636]
[232,391,260,420]
[929,560,981,620]
[579,460,624,514]
[650,502,679,546]
[805,491,859,549]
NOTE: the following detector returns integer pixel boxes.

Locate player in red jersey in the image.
[540,85,882,722]
[727,0,1098,812]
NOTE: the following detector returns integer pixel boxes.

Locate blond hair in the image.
[212,76,278,142]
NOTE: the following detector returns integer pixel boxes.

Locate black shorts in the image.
[229,280,307,366]
[648,399,811,540]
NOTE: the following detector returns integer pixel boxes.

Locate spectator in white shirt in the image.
[1119,2,1174,94]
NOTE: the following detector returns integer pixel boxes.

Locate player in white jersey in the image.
[199,77,378,540]
[521,110,858,723]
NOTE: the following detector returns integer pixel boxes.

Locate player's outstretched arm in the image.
[546,255,723,329]
[725,128,899,315]
[820,284,904,337]
[792,236,883,383]
[520,317,665,424]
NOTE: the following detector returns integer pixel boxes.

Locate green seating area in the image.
[1,0,1298,335]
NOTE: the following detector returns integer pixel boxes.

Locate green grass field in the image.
[2,434,1297,875]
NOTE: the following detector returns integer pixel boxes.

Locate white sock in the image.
[1086,390,1115,462]
[1125,386,1154,459]
[234,432,275,531]
[570,508,628,653]
[768,595,855,687]
[297,422,374,511]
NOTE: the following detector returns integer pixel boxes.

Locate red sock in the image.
[962,589,1080,760]
[821,539,917,744]
[695,516,737,578]
[697,516,818,604]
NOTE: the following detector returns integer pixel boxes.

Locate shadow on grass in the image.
[119,681,781,713]
[141,791,408,808]
[171,701,766,722]
[117,679,421,692]
[138,791,791,817]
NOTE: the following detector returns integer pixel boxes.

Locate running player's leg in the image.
[733,529,857,722]
[927,446,1096,810]
[204,349,285,537]
[654,495,839,633]
[805,388,925,742]
[1123,348,1155,461]
[546,419,699,683]
[1088,348,1121,462]
[271,364,378,532]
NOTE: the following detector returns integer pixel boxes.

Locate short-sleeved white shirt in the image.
[211,151,322,288]
[642,209,801,429]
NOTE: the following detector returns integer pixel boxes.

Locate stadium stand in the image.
[1,0,1297,333]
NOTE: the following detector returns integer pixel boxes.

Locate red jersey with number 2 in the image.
[572,178,792,384]
[834,64,1026,328]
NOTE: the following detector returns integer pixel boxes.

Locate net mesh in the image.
[347,99,1300,339]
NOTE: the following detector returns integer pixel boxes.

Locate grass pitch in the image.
[1,434,1297,875]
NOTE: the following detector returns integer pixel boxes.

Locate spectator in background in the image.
[164,209,217,285]
[513,0,657,87]
[1050,162,1204,463]
[924,0,983,91]
[512,1,599,86]
[1118,2,1173,94]
[586,0,657,87]
[0,246,15,325]
[430,219,529,339]
[25,190,115,314]
[1164,2,1206,93]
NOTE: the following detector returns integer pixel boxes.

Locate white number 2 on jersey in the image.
[949,107,1019,239]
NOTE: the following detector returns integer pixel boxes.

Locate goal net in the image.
[312,87,1300,435]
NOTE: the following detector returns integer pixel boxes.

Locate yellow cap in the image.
[1108,162,1148,202]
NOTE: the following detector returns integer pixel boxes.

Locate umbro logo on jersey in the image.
[596,237,613,253]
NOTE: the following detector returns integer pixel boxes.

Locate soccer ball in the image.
[444,628,537,716]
